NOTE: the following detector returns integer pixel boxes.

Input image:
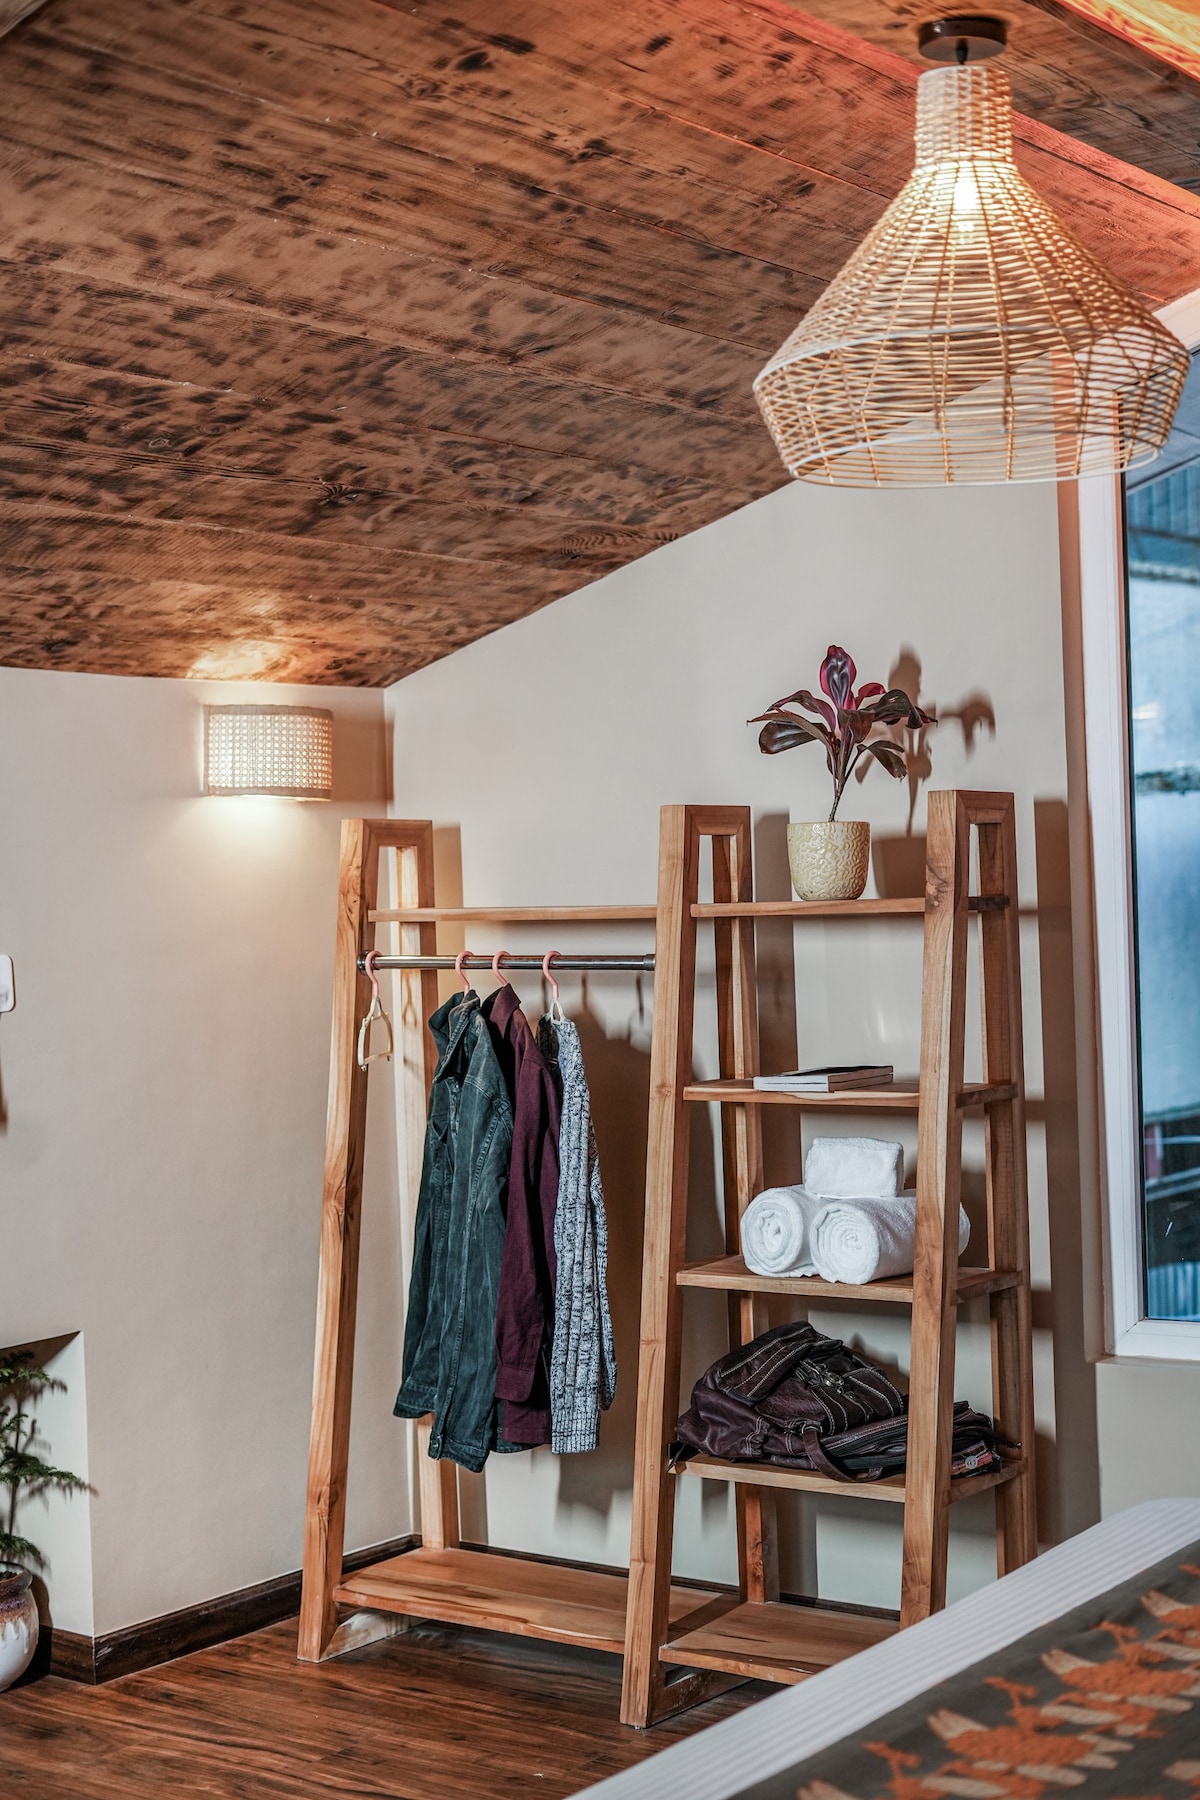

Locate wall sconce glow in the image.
[203,705,334,800]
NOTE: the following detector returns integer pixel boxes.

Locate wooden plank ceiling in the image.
[784,0,1200,187]
[1054,0,1200,88]
[1,0,1199,687]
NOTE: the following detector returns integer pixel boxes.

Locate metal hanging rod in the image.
[360,952,655,973]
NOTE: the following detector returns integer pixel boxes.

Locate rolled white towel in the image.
[804,1135,904,1200]
[740,1186,825,1277]
[810,1192,970,1285]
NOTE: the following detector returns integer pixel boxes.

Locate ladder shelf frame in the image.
[297,820,723,1670]
[620,791,1037,1726]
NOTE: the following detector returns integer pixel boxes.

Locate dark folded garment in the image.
[669,1320,1014,1482]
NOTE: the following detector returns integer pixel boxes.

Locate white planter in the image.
[0,1565,38,1693]
[787,820,871,901]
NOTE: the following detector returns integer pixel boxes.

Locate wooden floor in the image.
[0,1617,766,1798]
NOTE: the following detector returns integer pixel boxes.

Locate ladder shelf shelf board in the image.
[659,1598,898,1686]
[673,1455,1029,1504]
[298,816,661,1666]
[333,1546,719,1658]
[681,1079,1019,1108]
[691,894,1008,919]
[676,1255,1022,1304]
[620,793,1037,1728]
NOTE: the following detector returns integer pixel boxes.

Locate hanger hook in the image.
[454,948,472,992]
[364,948,383,1003]
[542,950,565,1022]
[492,948,511,986]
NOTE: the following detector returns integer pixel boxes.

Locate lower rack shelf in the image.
[660,1595,898,1686]
[675,1455,1027,1504]
[334,1545,717,1657]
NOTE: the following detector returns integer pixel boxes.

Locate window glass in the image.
[1126,350,1200,1321]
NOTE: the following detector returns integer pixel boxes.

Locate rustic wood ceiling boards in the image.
[1,0,1199,687]
[1037,1,1200,90]
[785,0,1200,189]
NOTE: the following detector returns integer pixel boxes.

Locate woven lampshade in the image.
[203,705,333,799]
[754,64,1189,487]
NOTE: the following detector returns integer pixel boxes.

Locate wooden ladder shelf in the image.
[620,792,1038,1726]
[297,820,718,1668]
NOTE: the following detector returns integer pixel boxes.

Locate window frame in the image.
[1082,287,1200,1360]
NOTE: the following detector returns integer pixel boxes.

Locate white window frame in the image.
[1082,286,1200,1360]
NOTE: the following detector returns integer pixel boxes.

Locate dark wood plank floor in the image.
[0,1618,767,1797]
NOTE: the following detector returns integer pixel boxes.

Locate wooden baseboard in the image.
[48,1534,417,1684]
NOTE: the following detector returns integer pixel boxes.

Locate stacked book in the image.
[752,1065,894,1094]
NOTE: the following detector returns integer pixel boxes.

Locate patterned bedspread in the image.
[732,1541,1200,1800]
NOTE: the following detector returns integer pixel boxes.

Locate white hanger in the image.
[357,950,395,1069]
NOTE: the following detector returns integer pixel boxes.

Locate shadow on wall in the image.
[754,813,802,1188]
[554,1002,651,1521]
[330,711,391,808]
[866,646,997,897]
[554,993,727,1528]
[1033,797,1100,1543]
[751,794,1100,1556]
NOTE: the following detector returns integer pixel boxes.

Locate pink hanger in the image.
[454,948,472,992]
[357,949,394,1069]
[542,950,565,1023]
[492,949,512,986]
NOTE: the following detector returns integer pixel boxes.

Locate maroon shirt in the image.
[481,984,560,1445]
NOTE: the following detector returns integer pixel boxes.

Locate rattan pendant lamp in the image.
[754,16,1188,486]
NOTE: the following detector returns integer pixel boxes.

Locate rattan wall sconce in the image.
[754,17,1189,487]
[203,704,334,799]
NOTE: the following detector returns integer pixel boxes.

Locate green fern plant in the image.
[0,1351,88,1570]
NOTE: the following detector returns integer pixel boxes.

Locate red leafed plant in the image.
[751,645,935,823]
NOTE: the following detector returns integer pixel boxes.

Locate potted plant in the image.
[1,1350,88,1693]
[751,645,934,901]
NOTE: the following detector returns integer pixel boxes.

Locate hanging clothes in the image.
[393,990,523,1472]
[538,1014,617,1454]
[482,983,561,1448]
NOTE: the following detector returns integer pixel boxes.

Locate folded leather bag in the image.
[670,1319,1009,1483]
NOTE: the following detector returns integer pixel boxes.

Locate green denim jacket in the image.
[394,990,522,1471]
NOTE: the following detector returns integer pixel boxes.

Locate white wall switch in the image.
[0,955,14,1013]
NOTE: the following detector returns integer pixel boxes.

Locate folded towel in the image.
[740,1185,825,1277]
[810,1192,970,1285]
[804,1136,904,1200]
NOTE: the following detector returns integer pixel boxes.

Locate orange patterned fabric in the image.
[733,1547,1200,1800]
[1053,1,1200,83]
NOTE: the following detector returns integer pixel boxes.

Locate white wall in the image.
[0,667,407,1636]
[385,476,1104,1609]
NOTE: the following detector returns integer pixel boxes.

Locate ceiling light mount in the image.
[918,15,1008,64]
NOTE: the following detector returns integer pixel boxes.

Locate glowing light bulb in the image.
[953,168,979,236]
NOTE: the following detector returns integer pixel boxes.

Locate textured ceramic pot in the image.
[787,820,871,901]
[0,1565,38,1693]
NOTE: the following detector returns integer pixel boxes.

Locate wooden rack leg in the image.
[978,807,1038,1576]
[299,820,441,1662]
[394,839,461,1554]
[713,831,778,1608]
[622,807,751,1728]
[901,792,971,1627]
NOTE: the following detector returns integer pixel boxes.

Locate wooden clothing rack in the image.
[298,819,719,1671]
[620,792,1037,1726]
